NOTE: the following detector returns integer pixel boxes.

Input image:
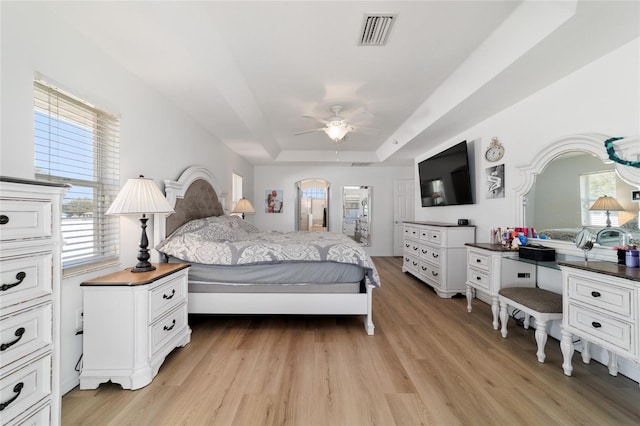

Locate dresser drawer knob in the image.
[163,289,176,300]
[591,291,601,298]
[591,321,602,328]
[432,253,439,259]
[0,382,24,411]
[0,215,8,225]
[476,258,481,263]
[476,276,482,281]
[432,271,439,277]
[0,327,25,351]
[163,319,176,331]
[1,271,26,292]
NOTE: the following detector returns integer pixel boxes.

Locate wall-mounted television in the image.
[418,140,474,207]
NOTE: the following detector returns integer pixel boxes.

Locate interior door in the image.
[394,179,415,256]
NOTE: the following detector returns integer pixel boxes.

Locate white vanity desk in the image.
[558,261,640,386]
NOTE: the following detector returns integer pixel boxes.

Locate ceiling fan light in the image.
[325,123,349,142]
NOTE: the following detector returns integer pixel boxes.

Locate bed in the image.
[153,166,379,335]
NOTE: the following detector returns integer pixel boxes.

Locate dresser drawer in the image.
[403,225,418,240]
[419,261,441,285]
[0,304,52,369]
[0,354,51,425]
[467,268,490,291]
[567,274,633,317]
[420,245,440,264]
[468,250,490,273]
[0,199,52,242]
[150,304,188,357]
[149,275,186,322]
[6,402,50,426]
[403,255,419,274]
[419,229,441,245]
[405,242,420,257]
[0,253,52,310]
[568,304,634,354]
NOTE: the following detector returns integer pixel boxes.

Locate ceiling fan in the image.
[294,105,378,143]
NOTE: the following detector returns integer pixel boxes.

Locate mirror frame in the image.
[514,133,639,259]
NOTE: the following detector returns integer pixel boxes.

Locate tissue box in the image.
[519,245,556,262]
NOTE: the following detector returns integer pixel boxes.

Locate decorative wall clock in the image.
[485,137,505,162]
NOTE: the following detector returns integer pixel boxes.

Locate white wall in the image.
[1,3,253,394]
[252,165,413,256]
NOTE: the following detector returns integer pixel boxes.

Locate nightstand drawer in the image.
[0,303,52,368]
[467,269,490,291]
[567,275,633,317]
[468,250,490,273]
[0,354,51,425]
[149,276,186,322]
[568,303,634,354]
[150,304,188,357]
[0,253,52,310]
[0,199,52,242]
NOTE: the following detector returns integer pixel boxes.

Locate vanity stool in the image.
[498,287,563,363]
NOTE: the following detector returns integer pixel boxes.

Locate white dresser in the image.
[80,263,191,390]
[559,261,640,386]
[465,243,537,329]
[402,222,475,298]
[0,177,68,425]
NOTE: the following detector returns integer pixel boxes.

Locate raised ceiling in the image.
[44,1,639,166]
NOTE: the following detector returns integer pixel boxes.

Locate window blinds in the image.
[34,79,121,269]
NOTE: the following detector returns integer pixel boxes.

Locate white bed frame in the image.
[154,165,375,335]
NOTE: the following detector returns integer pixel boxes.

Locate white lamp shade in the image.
[589,195,625,212]
[106,176,174,215]
[232,198,255,214]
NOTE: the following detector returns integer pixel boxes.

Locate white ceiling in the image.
[44,1,640,166]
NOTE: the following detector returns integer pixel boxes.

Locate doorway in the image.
[296,179,330,232]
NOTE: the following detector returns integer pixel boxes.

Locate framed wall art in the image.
[486,164,505,199]
[265,189,283,213]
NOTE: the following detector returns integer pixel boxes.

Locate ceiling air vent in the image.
[359,14,396,46]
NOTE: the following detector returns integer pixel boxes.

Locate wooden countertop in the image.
[81,263,190,286]
[465,242,514,252]
[558,261,640,282]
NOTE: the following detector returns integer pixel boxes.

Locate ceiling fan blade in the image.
[345,110,374,124]
[301,115,329,126]
[294,128,326,135]
[351,125,380,135]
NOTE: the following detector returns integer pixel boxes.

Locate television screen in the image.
[418,141,473,207]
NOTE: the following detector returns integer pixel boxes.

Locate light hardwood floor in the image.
[62,257,640,425]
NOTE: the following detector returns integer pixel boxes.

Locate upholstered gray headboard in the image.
[166,178,224,236]
[155,166,226,245]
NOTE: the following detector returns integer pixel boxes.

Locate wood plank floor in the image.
[62,257,640,425]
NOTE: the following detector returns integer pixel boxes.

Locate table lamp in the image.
[589,195,624,227]
[232,198,255,219]
[106,175,174,272]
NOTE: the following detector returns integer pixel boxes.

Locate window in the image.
[232,172,243,212]
[580,170,618,227]
[34,79,120,271]
[302,188,326,199]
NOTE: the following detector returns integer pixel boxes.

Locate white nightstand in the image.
[79,263,191,390]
